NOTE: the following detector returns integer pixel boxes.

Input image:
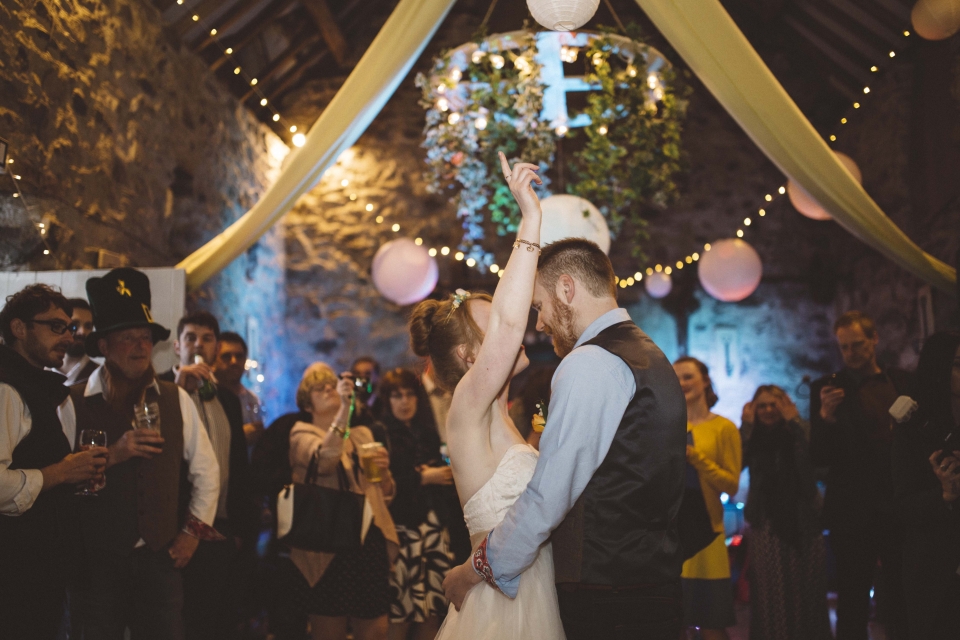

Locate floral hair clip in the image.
[451,288,470,311]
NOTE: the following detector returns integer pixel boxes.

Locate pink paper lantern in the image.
[787,152,862,221]
[645,272,672,299]
[371,238,438,305]
[912,0,960,40]
[697,238,763,302]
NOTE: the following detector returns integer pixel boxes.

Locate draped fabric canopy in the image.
[178,0,956,295]
[176,0,458,289]
[631,0,955,293]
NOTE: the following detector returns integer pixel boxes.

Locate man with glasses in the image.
[215,331,264,448]
[810,311,911,640]
[0,284,108,639]
[56,298,99,387]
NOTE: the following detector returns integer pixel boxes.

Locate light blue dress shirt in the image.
[487,308,637,597]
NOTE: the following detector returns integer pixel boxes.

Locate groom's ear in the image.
[556,274,576,305]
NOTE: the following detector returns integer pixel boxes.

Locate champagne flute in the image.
[76,429,107,496]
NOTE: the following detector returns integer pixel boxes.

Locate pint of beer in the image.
[360,442,385,483]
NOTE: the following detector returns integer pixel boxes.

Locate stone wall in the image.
[0,0,287,408]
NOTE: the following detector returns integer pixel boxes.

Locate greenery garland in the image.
[417,29,688,266]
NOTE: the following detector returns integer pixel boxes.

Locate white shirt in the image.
[58,368,221,532]
[0,384,72,516]
[61,355,97,387]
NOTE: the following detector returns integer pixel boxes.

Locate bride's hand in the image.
[443,561,483,611]
[499,151,542,218]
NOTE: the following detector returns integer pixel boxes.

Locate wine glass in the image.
[76,429,107,496]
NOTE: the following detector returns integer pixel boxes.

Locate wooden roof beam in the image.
[193,0,291,53]
[300,0,348,67]
[793,0,888,62]
[783,15,873,85]
[241,32,323,101]
[209,1,303,70]
[263,48,331,104]
[829,0,904,46]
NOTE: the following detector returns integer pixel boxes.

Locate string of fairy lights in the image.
[351,27,916,288]
[4,156,56,259]
[603,28,918,292]
[173,0,306,147]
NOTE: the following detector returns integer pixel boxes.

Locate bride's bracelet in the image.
[513,239,541,254]
[472,535,503,593]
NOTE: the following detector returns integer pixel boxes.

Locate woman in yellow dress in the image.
[673,357,742,640]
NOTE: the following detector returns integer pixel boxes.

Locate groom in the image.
[443,238,688,639]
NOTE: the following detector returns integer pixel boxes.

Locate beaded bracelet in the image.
[513,239,541,254]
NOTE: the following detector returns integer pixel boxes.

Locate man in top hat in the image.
[0,284,108,640]
[58,267,222,640]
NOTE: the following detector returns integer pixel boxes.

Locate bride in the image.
[408,152,564,639]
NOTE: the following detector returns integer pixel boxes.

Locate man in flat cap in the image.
[59,267,222,640]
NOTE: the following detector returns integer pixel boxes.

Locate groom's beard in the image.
[546,296,579,358]
[66,339,86,359]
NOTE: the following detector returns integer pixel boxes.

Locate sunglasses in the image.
[30,319,78,335]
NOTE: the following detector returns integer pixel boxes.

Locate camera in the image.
[353,375,373,403]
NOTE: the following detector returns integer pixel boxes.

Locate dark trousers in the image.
[0,550,65,640]
[182,521,245,640]
[557,581,683,640]
[830,521,907,640]
[78,546,185,640]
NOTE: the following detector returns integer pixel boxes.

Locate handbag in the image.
[677,432,720,560]
[276,449,366,553]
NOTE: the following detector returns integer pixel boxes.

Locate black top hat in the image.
[84,268,171,357]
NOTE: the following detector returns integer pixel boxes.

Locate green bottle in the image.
[194,354,217,401]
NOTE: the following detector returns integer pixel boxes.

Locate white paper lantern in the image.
[371,238,438,305]
[697,238,763,302]
[539,194,611,253]
[645,272,672,298]
[912,0,960,40]
[787,152,861,221]
[527,0,600,31]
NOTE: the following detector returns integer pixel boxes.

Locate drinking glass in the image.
[359,442,386,483]
[76,429,107,496]
[134,401,161,434]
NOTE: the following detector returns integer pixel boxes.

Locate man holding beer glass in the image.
[58,268,222,639]
[286,363,398,640]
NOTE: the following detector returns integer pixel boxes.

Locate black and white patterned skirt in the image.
[389,510,455,623]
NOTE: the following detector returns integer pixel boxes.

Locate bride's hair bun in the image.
[408,291,492,392]
[409,299,442,357]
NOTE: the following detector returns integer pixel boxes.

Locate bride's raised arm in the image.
[453,152,542,414]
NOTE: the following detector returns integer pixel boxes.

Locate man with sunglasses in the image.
[56,298,99,387]
[0,284,108,639]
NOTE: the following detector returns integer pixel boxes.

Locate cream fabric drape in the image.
[177,0,457,289]
[633,0,956,293]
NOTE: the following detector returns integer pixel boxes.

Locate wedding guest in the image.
[810,311,910,640]
[373,368,457,640]
[0,284,107,640]
[57,298,99,386]
[59,268,222,639]
[163,312,257,640]
[216,331,265,447]
[421,363,451,444]
[284,363,399,640]
[891,331,960,639]
[673,356,740,640]
[741,385,830,640]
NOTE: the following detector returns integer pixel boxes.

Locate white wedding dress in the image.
[436,444,566,639]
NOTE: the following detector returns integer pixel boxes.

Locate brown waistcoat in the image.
[70,380,184,553]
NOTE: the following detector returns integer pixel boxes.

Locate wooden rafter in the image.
[300,0,349,67]
[783,15,873,85]
[794,0,887,63]
[241,32,323,101]
[209,1,303,71]
[172,0,230,39]
[192,0,292,53]
[263,49,331,104]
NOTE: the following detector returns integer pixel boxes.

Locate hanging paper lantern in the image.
[912,0,960,39]
[539,194,611,254]
[527,0,601,31]
[371,238,438,305]
[697,239,763,302]
[787,152,861,221]
[645,272,672,298]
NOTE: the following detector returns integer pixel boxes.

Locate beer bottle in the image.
[194,354,217,401]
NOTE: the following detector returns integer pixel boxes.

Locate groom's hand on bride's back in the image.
[443,561,483,611]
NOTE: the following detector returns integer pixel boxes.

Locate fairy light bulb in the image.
[272,114,280,122]
[437,97,449,112]
[490,54,504,69]
[292,133,306,147]
[466,258,477,267]
[260,98,268,106]
[475,116,488,130]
